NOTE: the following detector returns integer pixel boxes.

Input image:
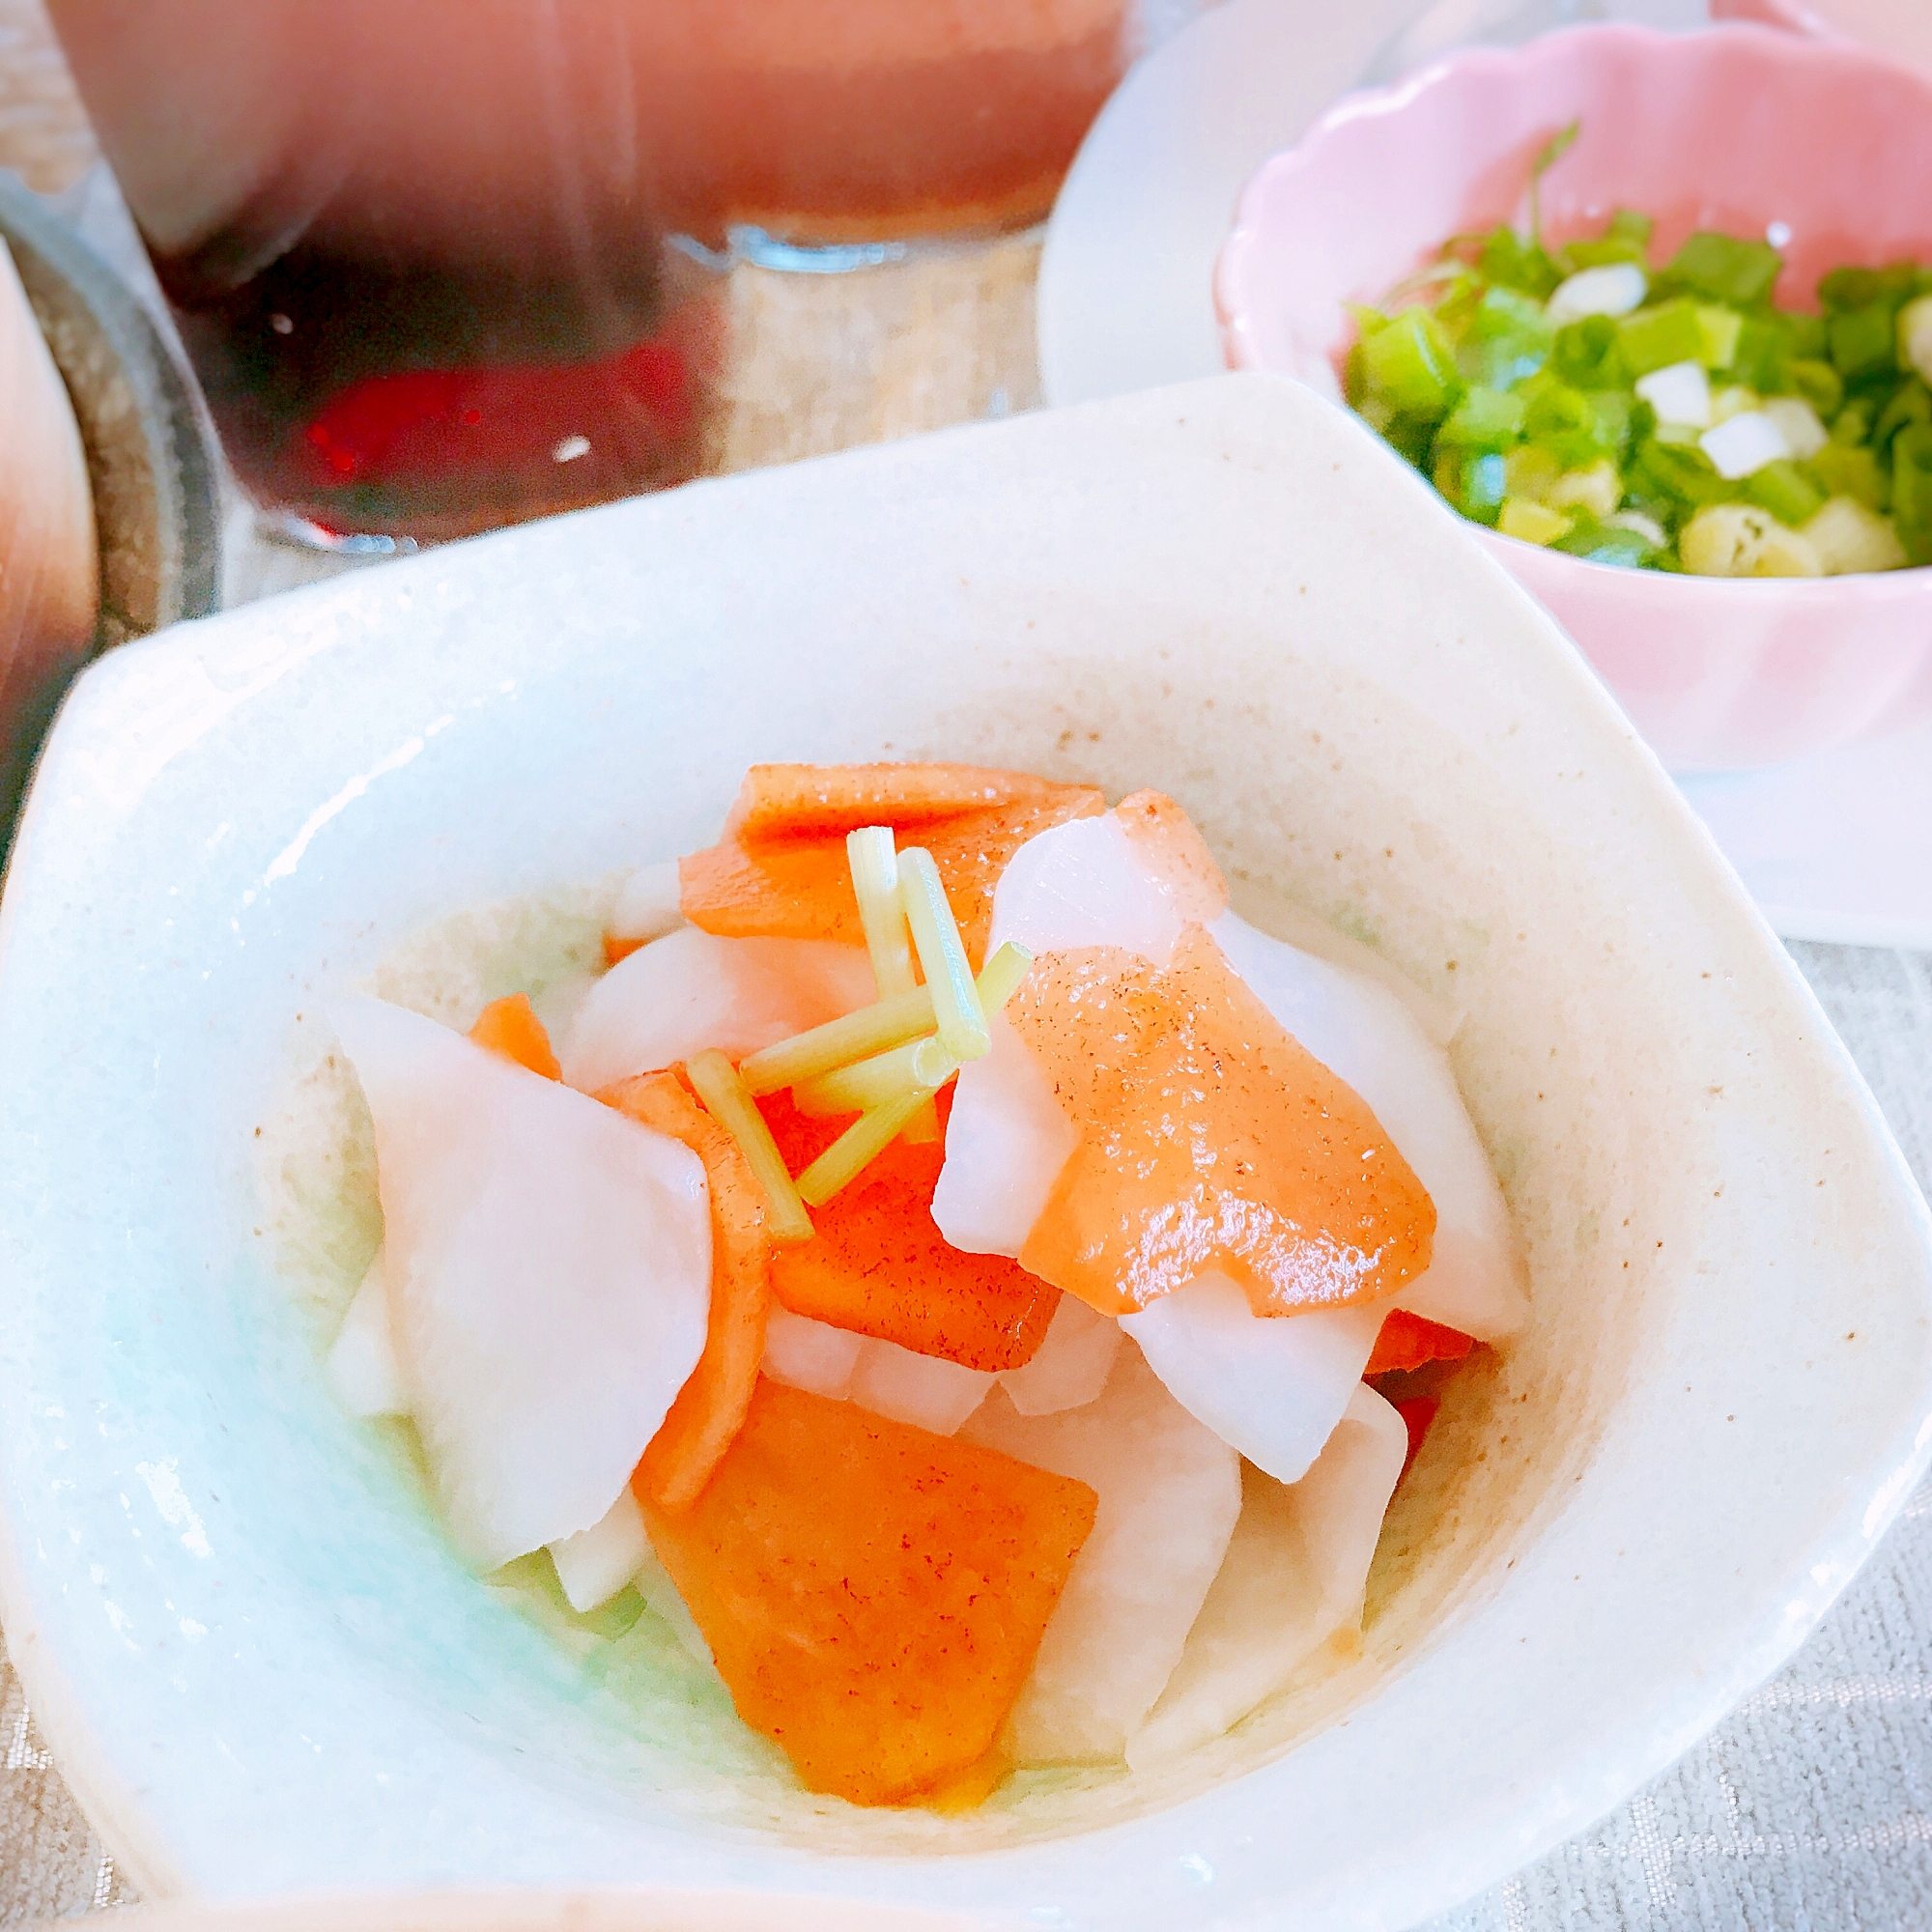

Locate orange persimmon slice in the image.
[678,762,1106,967]
[759,1088,1059,1372]
[604,1069,772,1512]
[468,993,560,1080]
[1363,1309,1475,1379]
[638,1377,1096,1805]
[1007,926,1436,1318]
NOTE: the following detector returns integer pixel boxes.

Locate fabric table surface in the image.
[1,2,1930,1924]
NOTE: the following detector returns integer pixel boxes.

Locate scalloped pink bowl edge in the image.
[1215,22,1932,773]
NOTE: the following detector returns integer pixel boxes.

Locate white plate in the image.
[1680,717,1932,949]
[1037,0,1708,412]
[2,376,1928,1928]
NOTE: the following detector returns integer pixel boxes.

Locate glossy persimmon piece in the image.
[760,1088,1059,1371]
[678,761,1105,966]
[1009,927,1436,1318]
[639,1377,1096,1805]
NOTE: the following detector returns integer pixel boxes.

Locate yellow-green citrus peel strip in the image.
[735,983,938,1097]
[793,941,1034,1119]
[685,1047,814,1244]
[844,823,938,1144]
[795,1084,943,1208]
[898,845,991,1062]
[847,826,919,999]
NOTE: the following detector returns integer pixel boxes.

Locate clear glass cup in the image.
[46,1,1140,547]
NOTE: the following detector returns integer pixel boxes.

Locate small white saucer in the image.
[1680,719,1932,950]
[1037,0,1707,411]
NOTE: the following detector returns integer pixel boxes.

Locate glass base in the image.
[726,221,1046,275]
[263,512,421,556]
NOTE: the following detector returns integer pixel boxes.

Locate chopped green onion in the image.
[1358,305,1463,420]
[1434,447,1508,526]
[1478,225,1562,300]
[1804,442,1889,513]
[1832,397,1877,446]
[1694,304,1745,372]
[1899,295,1932,387]
[1561,233,1648,272]
[1616,300,1709,377]
[1658,230,1782,308]
[1788,358,1845,420]
[1498,498,1572,545]
[1551,315,1626,387]
[1818,263,1920,316]
[1551,516,1666,570]
[1437,386,1526,453]
[1629,438,1734,510]
[1341,165,1932,578]
[685,1049,814,1245]
[1830,303,1897,384]
[795,1084,944,1208]
[1873,380,1931,450]
[1525,120,1579,248]
[1891,422,1932,564]
[736,984,938,1096]
[1729,312,1793,395]
[1741,459,1826,529]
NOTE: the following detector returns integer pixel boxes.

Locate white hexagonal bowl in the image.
[1,375,1928,1930]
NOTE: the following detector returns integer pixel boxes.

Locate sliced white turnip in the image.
[327,1245,408,1419]
[549,1486,649,1614]
[1121,1272,1380,1486]
[528,970,600,1051]
[846,1335,996,1436]
[929,1014,1078,1259]
[760,1304,864,1400]
[761,1308,993,1433]
[1127,1383,1408,1769]
[986,809,1191,966]
[1209,912,1526,1342]
[608,859,685,945]
[559,928,875,1094]
[331,996,712,1571]
[999,1292,1122,1417]
[962,1342,1240,1763]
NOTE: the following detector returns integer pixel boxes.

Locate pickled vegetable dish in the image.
[325,764,1526,1806]
[1347,159,1932,577]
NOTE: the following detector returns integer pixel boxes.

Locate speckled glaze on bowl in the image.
[1215,23,1932,773]
[2,378,1929,1929]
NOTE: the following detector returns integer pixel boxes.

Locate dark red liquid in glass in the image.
[157,240,724,543]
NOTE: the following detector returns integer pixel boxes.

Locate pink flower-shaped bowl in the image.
[1215,23,1932,773]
